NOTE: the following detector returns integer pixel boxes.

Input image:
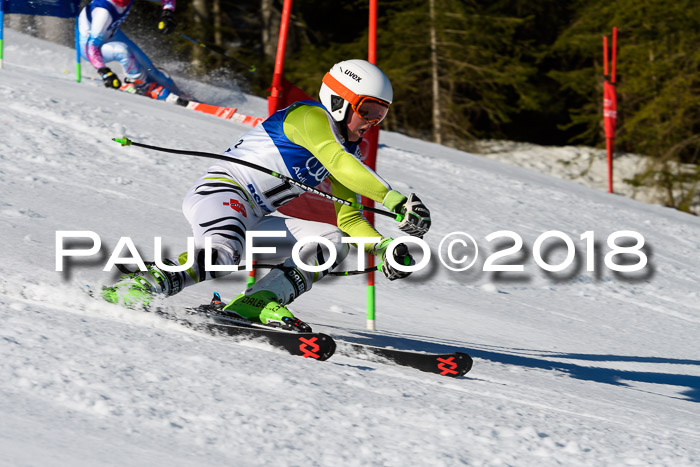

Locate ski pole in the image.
[178,32,257,73]
[116,262,380,277]
[112,137,405,222]
[252,263,380,276]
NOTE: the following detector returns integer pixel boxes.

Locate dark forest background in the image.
[12,0,700,212]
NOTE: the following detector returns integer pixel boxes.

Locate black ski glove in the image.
[158,9,176,35]
[98,67,121,89]
[381,243,415,281]
[397,193,431,238]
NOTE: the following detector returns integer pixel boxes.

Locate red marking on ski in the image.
[437,356,459,376]
[299,336,320,359]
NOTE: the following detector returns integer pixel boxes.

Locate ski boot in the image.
[120,77,146,94]
[121,78,170,100]
[220,264,311,332]
[142,82,170,100]
[221,290,311,332]
[101,262,183,309]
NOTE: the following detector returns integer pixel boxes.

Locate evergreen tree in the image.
[548,0,700,210]
[372,0,536,143]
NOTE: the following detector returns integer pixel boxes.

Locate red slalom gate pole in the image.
[258,0,293,286]
[603,27,618,194]
[368,0,377,63]
[268,0,293,116]
[365,0,379,330]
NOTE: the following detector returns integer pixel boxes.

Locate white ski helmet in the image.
[319,59,393,123]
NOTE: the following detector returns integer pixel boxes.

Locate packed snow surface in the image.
[1,30,699,466]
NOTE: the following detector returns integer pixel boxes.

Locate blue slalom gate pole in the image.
[74,13,80,82]
[0,0,5,69]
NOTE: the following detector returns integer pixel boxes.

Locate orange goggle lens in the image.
[352,96,389,125]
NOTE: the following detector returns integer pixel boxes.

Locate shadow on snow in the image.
[330,327,700,403]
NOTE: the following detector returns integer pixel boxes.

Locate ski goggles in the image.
[351,96,390,125]
[323,73,390,125]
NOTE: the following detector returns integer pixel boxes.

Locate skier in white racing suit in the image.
[79,0,179,99]
[103,59,431,331]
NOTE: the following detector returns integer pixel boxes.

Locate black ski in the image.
[192,293,472,376]
[336,342,473,377]
[183,293,336,361]
[198,321,336,361]
[95,287,470,371]
[88,286,335,360]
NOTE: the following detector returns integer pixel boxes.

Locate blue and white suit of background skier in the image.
[78,0,179,98]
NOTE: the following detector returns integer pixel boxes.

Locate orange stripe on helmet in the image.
[322,72,362,107]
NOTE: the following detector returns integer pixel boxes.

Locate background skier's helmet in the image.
[319,59,393,123]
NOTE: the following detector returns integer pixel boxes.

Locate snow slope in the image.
[1,30,699,466]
